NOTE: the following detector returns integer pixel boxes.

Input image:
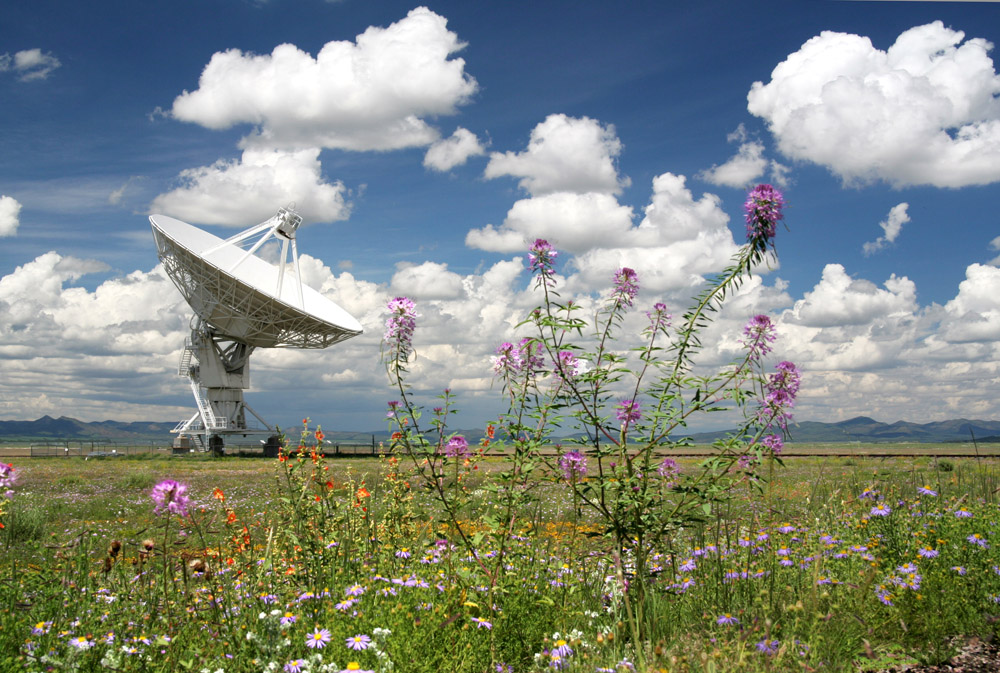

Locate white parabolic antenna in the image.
[150,207,362,452]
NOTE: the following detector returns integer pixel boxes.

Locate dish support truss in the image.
[172,318,279,453]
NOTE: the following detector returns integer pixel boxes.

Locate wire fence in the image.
[0,436,385,459]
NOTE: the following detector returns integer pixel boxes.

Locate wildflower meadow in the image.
[3,185,1000,672]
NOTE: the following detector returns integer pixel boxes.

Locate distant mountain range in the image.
[688,416,1000,444]
[2,415,1000,445]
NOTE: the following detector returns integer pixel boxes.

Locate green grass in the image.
[1,453,999,672]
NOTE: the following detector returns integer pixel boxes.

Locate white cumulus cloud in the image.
[424,127,485,171]
[0,48,61,81]
[390,261,464,300]
[484,114,629,196]
[748,21,1000,187]
[466,192,635,254]
[149,148,349,226]
[170,7,477,152]
[863,203,910,256]
[785,263,917,328]
[941,263,1000,342]
[0,195,22,237]
[700,140,768,188]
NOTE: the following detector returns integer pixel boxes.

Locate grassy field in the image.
[2,450,1000,672]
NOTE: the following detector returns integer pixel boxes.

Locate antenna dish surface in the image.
[150,214,362,349]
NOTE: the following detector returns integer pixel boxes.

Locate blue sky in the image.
[2,0,1000,434]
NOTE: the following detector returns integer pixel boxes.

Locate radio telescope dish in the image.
[150,207,362,454]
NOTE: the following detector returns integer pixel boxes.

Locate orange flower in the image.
[486,424,495,439]
[391,432,402,441]
[356,486,371,499]
[212,488,225,502]
[226,511,237,524]
[315,429,325,442]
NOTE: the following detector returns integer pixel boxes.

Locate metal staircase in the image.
[189,379,227,431]
[178,340,195,376]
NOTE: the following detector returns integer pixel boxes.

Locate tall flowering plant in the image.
[499,185,795,643]
[381,185,797,661]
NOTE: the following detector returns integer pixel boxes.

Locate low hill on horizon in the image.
[688,416,1000,444]
[2,415,1000,445]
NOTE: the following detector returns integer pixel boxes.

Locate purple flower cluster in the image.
[761,360,801,428]
[0,462,16,489]
[528,239,558,280]
[0,462,17,499]
[559,450,587,481]
[555,351,581,382]
[760,434,783,456]
[615,399,642,428]
[658,458,681,487]
[150,479,191,517]
[645,302,671,333]
[491,338,545,379]
[492,341,522,377]
[384,296,418,359]
[741,314,777,360]
[443,435,469,458]
[744,184,785,247]
[611,267,639,308]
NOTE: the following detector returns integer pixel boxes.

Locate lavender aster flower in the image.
[716,613,739,625]
[741,314,777,360]
[341,663,374,673]
[917,485,938,497]
[918,546,939,559]
[870,504,891,517]
[558,450,587,481]
[346,634,372,651]
[756,639,780,655]
[285,660,306,673]
[968,533,989,548]
[744,184,784,248]
[150,479,190,517]
[552,638,573,658]
[306,628,332,649]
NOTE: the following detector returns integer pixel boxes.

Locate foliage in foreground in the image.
[3,449,1000,672]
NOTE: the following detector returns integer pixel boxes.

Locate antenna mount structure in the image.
[150,206,362,454]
